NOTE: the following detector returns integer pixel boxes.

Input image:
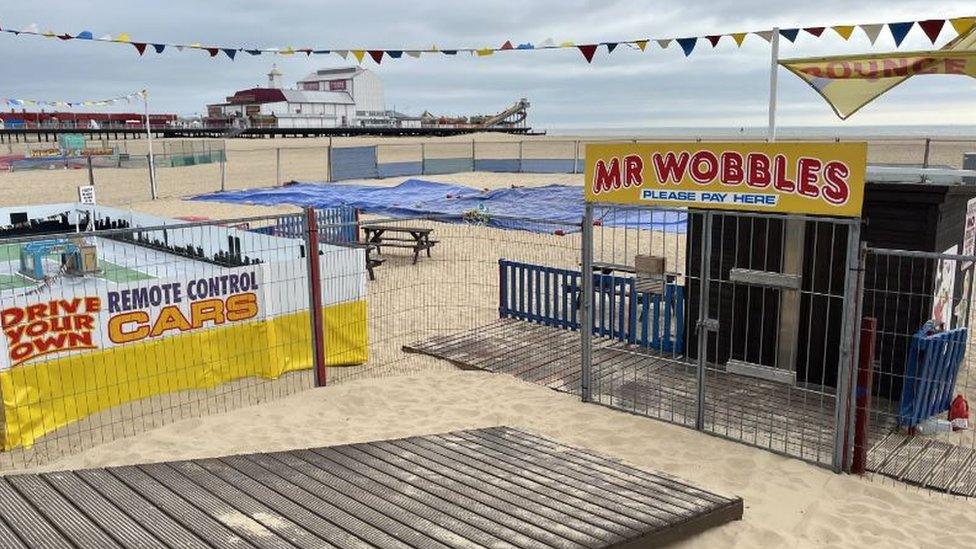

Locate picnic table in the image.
[361,224,437,264]
[327,241,384,280]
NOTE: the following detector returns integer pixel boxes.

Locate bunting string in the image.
[2,90,145,109]
[0,16,973,64]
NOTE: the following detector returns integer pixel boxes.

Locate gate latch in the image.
[697,318,720,333]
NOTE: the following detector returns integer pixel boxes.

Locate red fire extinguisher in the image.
[949,395,970,431]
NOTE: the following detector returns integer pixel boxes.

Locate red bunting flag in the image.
[500,40,514,50]
[368,50,384,63]
[577,44,597,63]
[918,19,946,44]
[57,33,73,40]
[803,27,825,37]
[132,42,147,55]
[206,47,219,57]
[706,35,721,47]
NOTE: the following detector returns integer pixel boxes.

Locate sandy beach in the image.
[2,132,976,548]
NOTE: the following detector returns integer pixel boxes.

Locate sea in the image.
[547,125,976,140]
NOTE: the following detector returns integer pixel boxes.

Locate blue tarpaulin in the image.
[193,179,687,234]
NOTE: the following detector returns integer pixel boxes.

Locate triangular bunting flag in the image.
[516,43,534,49]
[223,48,237,60]
[132,42,146,55]
[245,49,262,55]
[918,19,945,44]
[888,21,914,46]
[117,33,131,42]
[76,31,93,40]
[476,48,494,56]
[153,44,165,53]
[352,50,365,63]
[860,23,883,44]
[206,47,219,57]
[635,39,648,51]
[99,34,113,41]
[22,23,38,34]
[500,40,514,50]
[950,17,976,36]
[803,27,825,37]
[368,50,383,63]
[832,25,855,40]
[56,33,73,40]
[442,49,458,55]
[656,39,671,49]
[388,50,403,58]
[676,37,696,56]
[405,51,421,58]
[577,44,598,63]
[605,42,618,53]
[754,30,773,42]
[731,33,746,46]
[705,35,721,47]
[560,41,575,47]
[43,30,56,38]
[779,28,799,42]
[176,45,185,51]
[313,50,330,54]
[190,42,202,49]
[280,47,295,55]
[539,38,555,47]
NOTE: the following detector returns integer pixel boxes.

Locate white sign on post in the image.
[963,197,976,270]
[78,185,96,206]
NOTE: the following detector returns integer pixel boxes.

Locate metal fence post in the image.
[833,220,863,472]
[695,211,713,431]
[219,141,226,192]
[518,140,524,173]
[471,138,476,171]
[580,203,594,402]
[572,140,580,174]
[304,207,327,386]
[421,143,427,175]
[147,153,157,200]
[327,140,334,182]
[275,147,282,186]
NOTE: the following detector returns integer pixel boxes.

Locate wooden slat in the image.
[6,474,123,549]
[0,477,68,549]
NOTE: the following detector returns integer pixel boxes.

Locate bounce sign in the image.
[585,142,867,217]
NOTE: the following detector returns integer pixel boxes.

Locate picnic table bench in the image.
[361,224,437,264]
[325,241,384,280]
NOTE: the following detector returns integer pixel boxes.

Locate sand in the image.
[2,133,976,547]
[30,369,976,548]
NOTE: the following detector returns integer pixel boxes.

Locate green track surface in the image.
[0,243,154,284]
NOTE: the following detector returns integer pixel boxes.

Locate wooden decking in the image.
[0,427,742,548]
[404,319,896,468]
[868,431,976,496]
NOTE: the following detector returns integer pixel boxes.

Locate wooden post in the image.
[851,317,878,474]
[304,207,327,386]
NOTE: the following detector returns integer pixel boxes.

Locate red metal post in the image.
[304,207,327,386]
[852,317,878,474]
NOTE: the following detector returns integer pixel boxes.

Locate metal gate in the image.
[581,203,861,470]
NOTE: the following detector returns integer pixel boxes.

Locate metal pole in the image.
[580,203,594,402]
[471,138,476,171]
[421,143,426,175]
[143,90,157,200]
[219,140,226,192]
[327,138,334,182]
[767,27,780,142]
[573,140,580,174]
[276,147,281,186]
[518,140,524,173]
[87,154,94,186]
[304,207,327,386]
[695,212,713,431]
[833,221,862,472]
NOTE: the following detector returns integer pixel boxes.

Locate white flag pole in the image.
[767,27,780,142]
[143,89,158,200]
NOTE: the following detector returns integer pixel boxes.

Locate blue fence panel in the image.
[423,157,474,175]
[521,159,576,173]
[270,206,357,243]
[498,259,684,353]
[378,161,423,178]
[898,322,968,427]
[331,146,378,181]
[475,159,521,172]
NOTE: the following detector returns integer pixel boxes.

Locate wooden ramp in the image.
[0,427,742,548]
[405,320,898,468]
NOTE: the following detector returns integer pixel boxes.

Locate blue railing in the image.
[898,322,968,428]
[498,259,685,353]
[263,207,358,243]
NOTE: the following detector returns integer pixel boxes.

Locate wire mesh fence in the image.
[859,247,976,495]
[0,211,372,471]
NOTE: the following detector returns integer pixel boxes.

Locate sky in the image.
[1,1,975,130]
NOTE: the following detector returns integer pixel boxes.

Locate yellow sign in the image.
[585,142,867,217]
